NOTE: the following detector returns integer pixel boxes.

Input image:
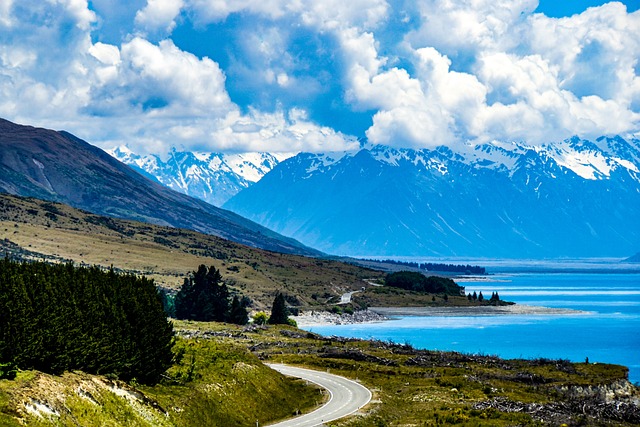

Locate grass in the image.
[171,322,638,427]
[0,321,636,426]
[0,335,322,426]
[0,193,385,310]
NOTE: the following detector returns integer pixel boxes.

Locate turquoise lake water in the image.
[303,267,640,384]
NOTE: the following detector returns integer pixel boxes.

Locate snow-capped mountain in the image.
[108,146,289,206]
[224,136,640,258]
[0,118,318,256]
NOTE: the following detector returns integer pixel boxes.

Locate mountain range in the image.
[0,118,318,256]
[3,116,638,259]
[224,137,640,258]
[108,146,287,206]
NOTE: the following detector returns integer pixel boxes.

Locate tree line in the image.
[375,259,486,275]
[0,259,174,384]
[170,265,294,327]
[385,271,464,295]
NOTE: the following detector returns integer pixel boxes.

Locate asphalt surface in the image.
[265,364,372,427]
[338,290,361,304]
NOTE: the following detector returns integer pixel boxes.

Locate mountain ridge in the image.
[0,118,319,256]
[108,145,288,206]
[224,137,640,258]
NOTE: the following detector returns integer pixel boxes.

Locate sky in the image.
[0,1,639,155]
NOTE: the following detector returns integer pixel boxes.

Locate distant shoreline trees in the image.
[384,271,464,295]
[0,259,174,384]
[373,259,486,275]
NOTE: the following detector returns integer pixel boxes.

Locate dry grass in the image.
[0,193,385,309]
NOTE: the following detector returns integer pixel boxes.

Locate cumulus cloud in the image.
[183,0,389,29]
[0,0,358,154]
[353,0,640,146]
[0,0,638,155]
[135,0,184,34]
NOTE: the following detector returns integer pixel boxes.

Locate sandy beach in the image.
[293,304,590,327]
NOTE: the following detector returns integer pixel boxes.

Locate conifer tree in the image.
[0,259,173,384]
[268,292,289,325]
[174,265,231,322]
[228,295,249,325]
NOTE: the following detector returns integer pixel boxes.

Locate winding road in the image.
[266,364,372,427]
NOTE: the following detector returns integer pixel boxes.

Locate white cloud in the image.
[406,0,538,60]
[526,3,640,103]
[183,0,389,29]
[0,0,639,156]
[53,0,97,30]
[135,0,184,34]
[349,1,640,146]
[121,37,234,115]
[209,108,360,153]
[0,0,14,27]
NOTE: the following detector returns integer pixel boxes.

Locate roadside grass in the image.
[141,337,322,426]
[0,320,636,426]
[172,321,637,427]
[0,335,321,426]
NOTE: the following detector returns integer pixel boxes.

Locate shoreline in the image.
[369,305,590,317]
[293,304,590,327]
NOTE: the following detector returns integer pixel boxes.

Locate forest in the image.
[385,271,464,295]
[0,259,174,384]
[376,259,487,275]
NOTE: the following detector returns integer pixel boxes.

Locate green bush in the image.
[0,362,16,380]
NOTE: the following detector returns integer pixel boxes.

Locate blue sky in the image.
[0,1,639,154]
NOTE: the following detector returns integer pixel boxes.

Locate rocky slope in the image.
[108,146,287,206]
[0,118,318,256]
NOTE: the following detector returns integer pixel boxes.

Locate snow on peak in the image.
[225,152,288,183]
[107,146,286,206]
[303,150,354,175]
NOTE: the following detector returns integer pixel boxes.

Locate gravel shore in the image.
[293,309,388,327]
[294,304,589,327]
[370,305,590,317]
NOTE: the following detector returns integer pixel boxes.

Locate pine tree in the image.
[0,259,173,384]
[174,265,230,321]
[228,295,249,325]
[268,292,289,325]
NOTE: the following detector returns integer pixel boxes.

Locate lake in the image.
[302,261,640,384]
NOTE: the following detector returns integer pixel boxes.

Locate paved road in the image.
[338,290,361,304]
[266,364,372,427]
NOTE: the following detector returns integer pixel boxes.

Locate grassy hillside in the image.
[0,193,386,310]
[0,336,321,426]
[180,322,639,427]
[1,322,637,426]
